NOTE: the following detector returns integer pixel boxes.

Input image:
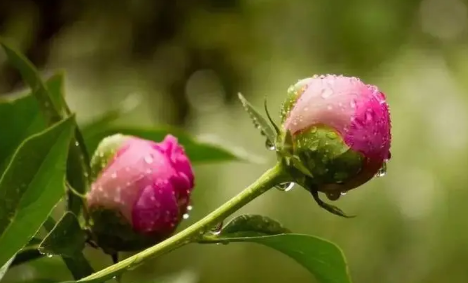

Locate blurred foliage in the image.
[2,0,468,282]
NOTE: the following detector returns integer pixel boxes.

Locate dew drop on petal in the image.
[183,213,190,220]
[375,161,387,177]
[187,205,193,211]
[144,155,153,164]
[111,172,117,179]
[321,88,333,99]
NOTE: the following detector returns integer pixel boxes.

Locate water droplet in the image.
[276,182,295,192]
[111,172,117,179]
[75,141,80,147]
[326,132,337,139]
[309,140,319,151]
[187,205,193,211]
[327,105,333,110]
[326,191,340,201]
[265,139,276,151]
[340,191,347,196]
[321,89,333,99]
[375,161,387,177]
[183,213,189,220]
[46,254,53,258]
[144,156,153,164]
[210,221,224,235]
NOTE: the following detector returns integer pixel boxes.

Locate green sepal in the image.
[90,134,130,182]
[278,126,363,197]
[87,206,169,254]
[237,93,278,149]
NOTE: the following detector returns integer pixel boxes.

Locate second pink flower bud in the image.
[86,134,195,253]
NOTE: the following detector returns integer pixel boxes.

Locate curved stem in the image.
[77,162,290,283]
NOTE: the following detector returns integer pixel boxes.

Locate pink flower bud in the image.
[86,134,195,252]
[280,75,391,200]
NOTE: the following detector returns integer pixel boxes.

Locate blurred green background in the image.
[2,0,468,282]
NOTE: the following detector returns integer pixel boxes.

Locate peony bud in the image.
[279,75,391,215]
[86,134,195,253]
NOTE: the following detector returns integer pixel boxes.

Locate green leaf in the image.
[42,217,94,280]
[0,40,91,216]
[11,237,42,267]
[0,116,75,267]
[39,212,86,258]
[44,72,90,217]
[16,280,57,283]
[0,75,68,172]
[0,94,46,171]
[237,93,277,146]
[0,39,63,122]
[0,256,14,281]
[201,217,351,283]
[214,214,291,237]
[83,126,262,164]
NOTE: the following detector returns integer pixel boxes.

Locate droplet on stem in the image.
[210,221,224,235]
[275,182,295,192]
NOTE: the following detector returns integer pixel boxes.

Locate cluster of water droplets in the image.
[182,205,193,220]
[38,249,54,258]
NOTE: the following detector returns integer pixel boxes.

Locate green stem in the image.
[77,162,290,283]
